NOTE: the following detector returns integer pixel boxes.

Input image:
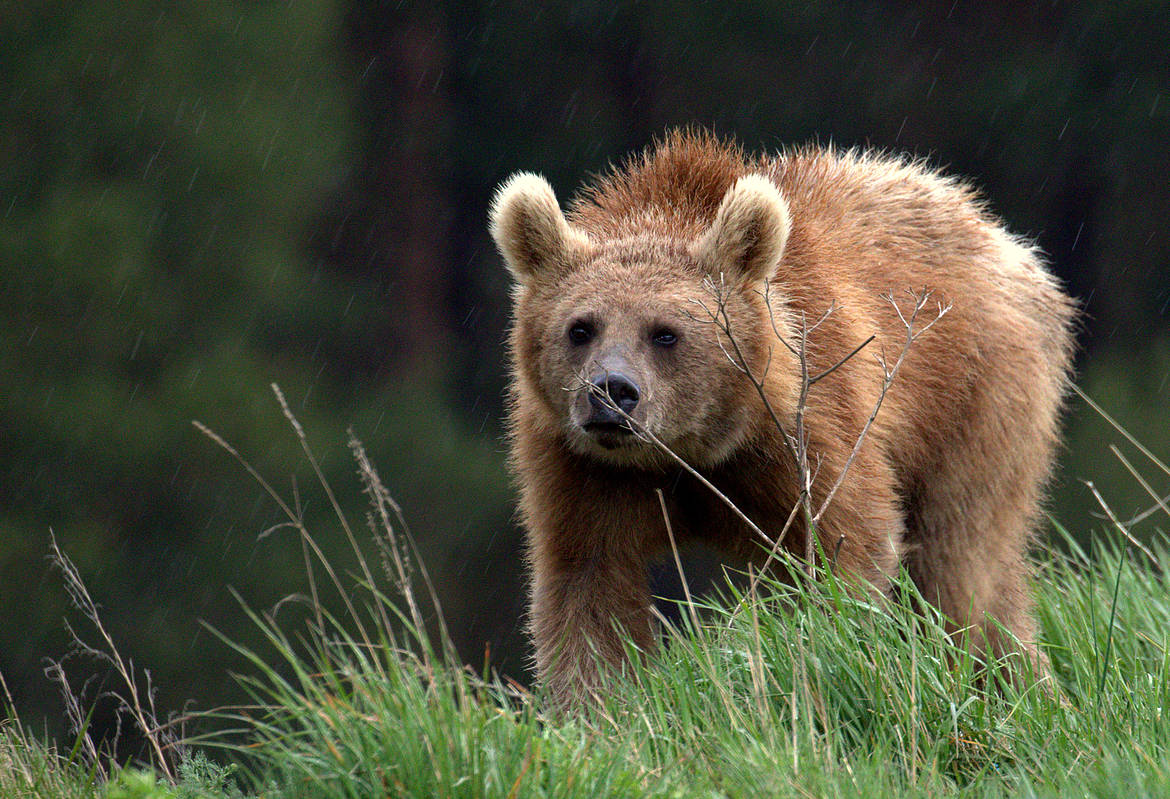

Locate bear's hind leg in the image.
[904,390,1060,678]
[908,488,1048,675]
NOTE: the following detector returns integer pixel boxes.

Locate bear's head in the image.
[490,172,796,469]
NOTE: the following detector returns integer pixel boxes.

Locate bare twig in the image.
[729,498,805,626]
[812,290,950,527]
[691,275,802,468]
[792,308,817,570]
[584,283,946,606]
[698,281,948,576]
[761,279,801,357]
[656,489,701,634]
[809,335,875,385]
[573,375,776,550]
[695,277,821,572]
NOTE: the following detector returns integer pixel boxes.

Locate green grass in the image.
[174,532,1165,799]
[15,529,1168,798]
[7,399,1169,798]
[1,719,101,799]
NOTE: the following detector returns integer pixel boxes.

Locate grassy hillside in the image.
[4,413,1168,799]
[8,535,1169,798]
[208,539,1169,799]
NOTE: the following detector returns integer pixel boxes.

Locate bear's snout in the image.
[584,371,640,429]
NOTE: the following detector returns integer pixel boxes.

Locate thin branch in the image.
[656,489,701,634]
[587,282,945,592]
[693,276,801,467]
[805,301,837,334]
[760,279,800,357]
[812,291,950,526]
[575,376,776,550]
[729,497,805,626]
[809,335,875,385]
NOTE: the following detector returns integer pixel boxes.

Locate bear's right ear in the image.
[692,174,791,285]
[489,172,592,283]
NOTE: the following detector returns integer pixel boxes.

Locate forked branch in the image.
[583,283,949,582]
[812,290,950,527]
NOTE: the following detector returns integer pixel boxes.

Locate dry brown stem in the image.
[1083,479,1159,567]
[48,533,175,780]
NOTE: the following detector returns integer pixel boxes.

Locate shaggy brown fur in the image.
[490,129,1076,705]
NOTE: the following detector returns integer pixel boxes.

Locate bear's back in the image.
[566,129,1075,480]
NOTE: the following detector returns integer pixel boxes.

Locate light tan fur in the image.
[692,174,791,285]
[490,129,1077,706]
[490,172,594,281]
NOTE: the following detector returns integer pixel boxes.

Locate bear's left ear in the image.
[489,172,592,283]
[692,174,791,284]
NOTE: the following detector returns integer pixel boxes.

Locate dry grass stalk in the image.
[47,533,175,780]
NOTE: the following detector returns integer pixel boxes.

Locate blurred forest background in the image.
[2,0,1168,749]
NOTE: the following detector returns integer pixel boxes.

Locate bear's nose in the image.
[588,372,640,417]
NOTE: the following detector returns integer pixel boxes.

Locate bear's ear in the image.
[693,175,791,285]
[489,172,592,283]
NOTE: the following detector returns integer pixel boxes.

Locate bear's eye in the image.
[651,328,678,348]
[567,322,594,345]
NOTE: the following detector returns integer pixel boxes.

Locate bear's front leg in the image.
[521,463,666,707]
[529,539,654,706]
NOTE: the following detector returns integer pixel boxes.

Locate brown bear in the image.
[489,129,1076,705]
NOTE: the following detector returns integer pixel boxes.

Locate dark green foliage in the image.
[103,754,244,799]
[0,0,512,744]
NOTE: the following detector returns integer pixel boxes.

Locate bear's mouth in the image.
[582,420,636,449]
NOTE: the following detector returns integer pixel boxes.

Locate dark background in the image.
[3,0,1168,748]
